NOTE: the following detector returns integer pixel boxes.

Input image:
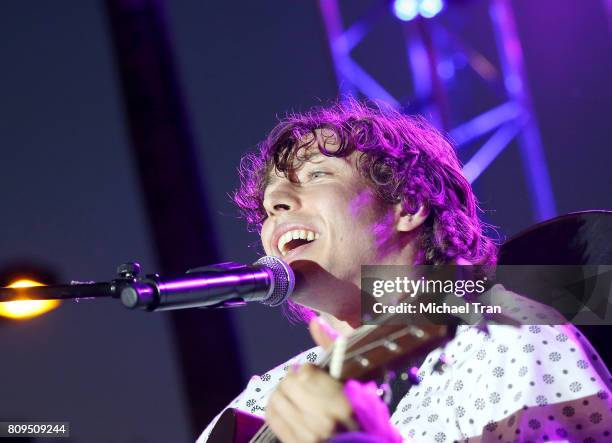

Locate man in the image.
[198,100,611,442]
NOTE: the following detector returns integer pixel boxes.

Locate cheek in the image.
[348,189,388,227]
[327,192,373,246]
[347,190,395,249]
[349,189,375,218]
[260,221,274,254]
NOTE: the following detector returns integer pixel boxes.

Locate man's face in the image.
[260,139,407,317]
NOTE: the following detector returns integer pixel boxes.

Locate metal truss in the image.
[317,0,556,221]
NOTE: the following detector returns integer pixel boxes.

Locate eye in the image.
[308,170,329,180]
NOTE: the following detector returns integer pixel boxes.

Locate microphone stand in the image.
[0,259,282,311]
[0,262,145,305]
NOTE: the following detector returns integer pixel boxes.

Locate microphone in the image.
[120,256,295,311]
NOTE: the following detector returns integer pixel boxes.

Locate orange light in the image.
[0,279,61,320]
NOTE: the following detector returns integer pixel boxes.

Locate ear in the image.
[395,203,429,233]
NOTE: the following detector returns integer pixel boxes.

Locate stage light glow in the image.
[393,0,445,21]
[437,59,455,80]
[419,0,444,18]
[393,0,419,22]
[0,279,60,320]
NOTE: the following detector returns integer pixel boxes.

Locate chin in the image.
[287,258,360,315]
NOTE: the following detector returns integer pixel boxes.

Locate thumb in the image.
[309,316,339,351]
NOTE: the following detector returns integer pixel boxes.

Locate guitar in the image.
[208,210,612,442]
[208,319,457,443]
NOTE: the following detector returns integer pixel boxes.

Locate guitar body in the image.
[207,408,266,443]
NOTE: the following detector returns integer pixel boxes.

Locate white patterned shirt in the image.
[197,322,611,442]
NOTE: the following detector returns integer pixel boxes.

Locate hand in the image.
[266,363,358,443]
[265,318,403,443]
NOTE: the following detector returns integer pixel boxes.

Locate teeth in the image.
[277,229,320,255]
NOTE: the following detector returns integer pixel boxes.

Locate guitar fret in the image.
[343,326,431,361]
[248,327,372,442]
[247,321,452,443]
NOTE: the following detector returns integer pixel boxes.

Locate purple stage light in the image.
[393,0,445,21]
[420,0,444,18]
[393,0,419,22]
[437,59,455,80]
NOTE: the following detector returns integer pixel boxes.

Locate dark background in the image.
[0,1,610,442]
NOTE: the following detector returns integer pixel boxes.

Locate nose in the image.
[263,183,301,216]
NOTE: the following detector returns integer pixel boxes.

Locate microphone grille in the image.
[254,256,295,306]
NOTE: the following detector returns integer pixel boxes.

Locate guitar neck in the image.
[248,322,454,443]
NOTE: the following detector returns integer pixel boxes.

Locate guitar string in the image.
[250,325,378,443]
[250,313,428,442]
[252,325,431,442]
[250,323,440,443]
[251,285,485,441]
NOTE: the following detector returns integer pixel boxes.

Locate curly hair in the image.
[234,99,497,266]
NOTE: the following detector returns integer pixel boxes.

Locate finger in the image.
[266,384,320,443]
[287,365,357,431]
[309,317,338,351]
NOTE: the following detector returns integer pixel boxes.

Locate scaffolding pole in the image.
[317,0,556,222]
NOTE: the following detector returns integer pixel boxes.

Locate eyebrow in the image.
[264,152,329,186]
[265,173,281,187]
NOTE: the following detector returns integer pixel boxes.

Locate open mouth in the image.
[277,229,320,256]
